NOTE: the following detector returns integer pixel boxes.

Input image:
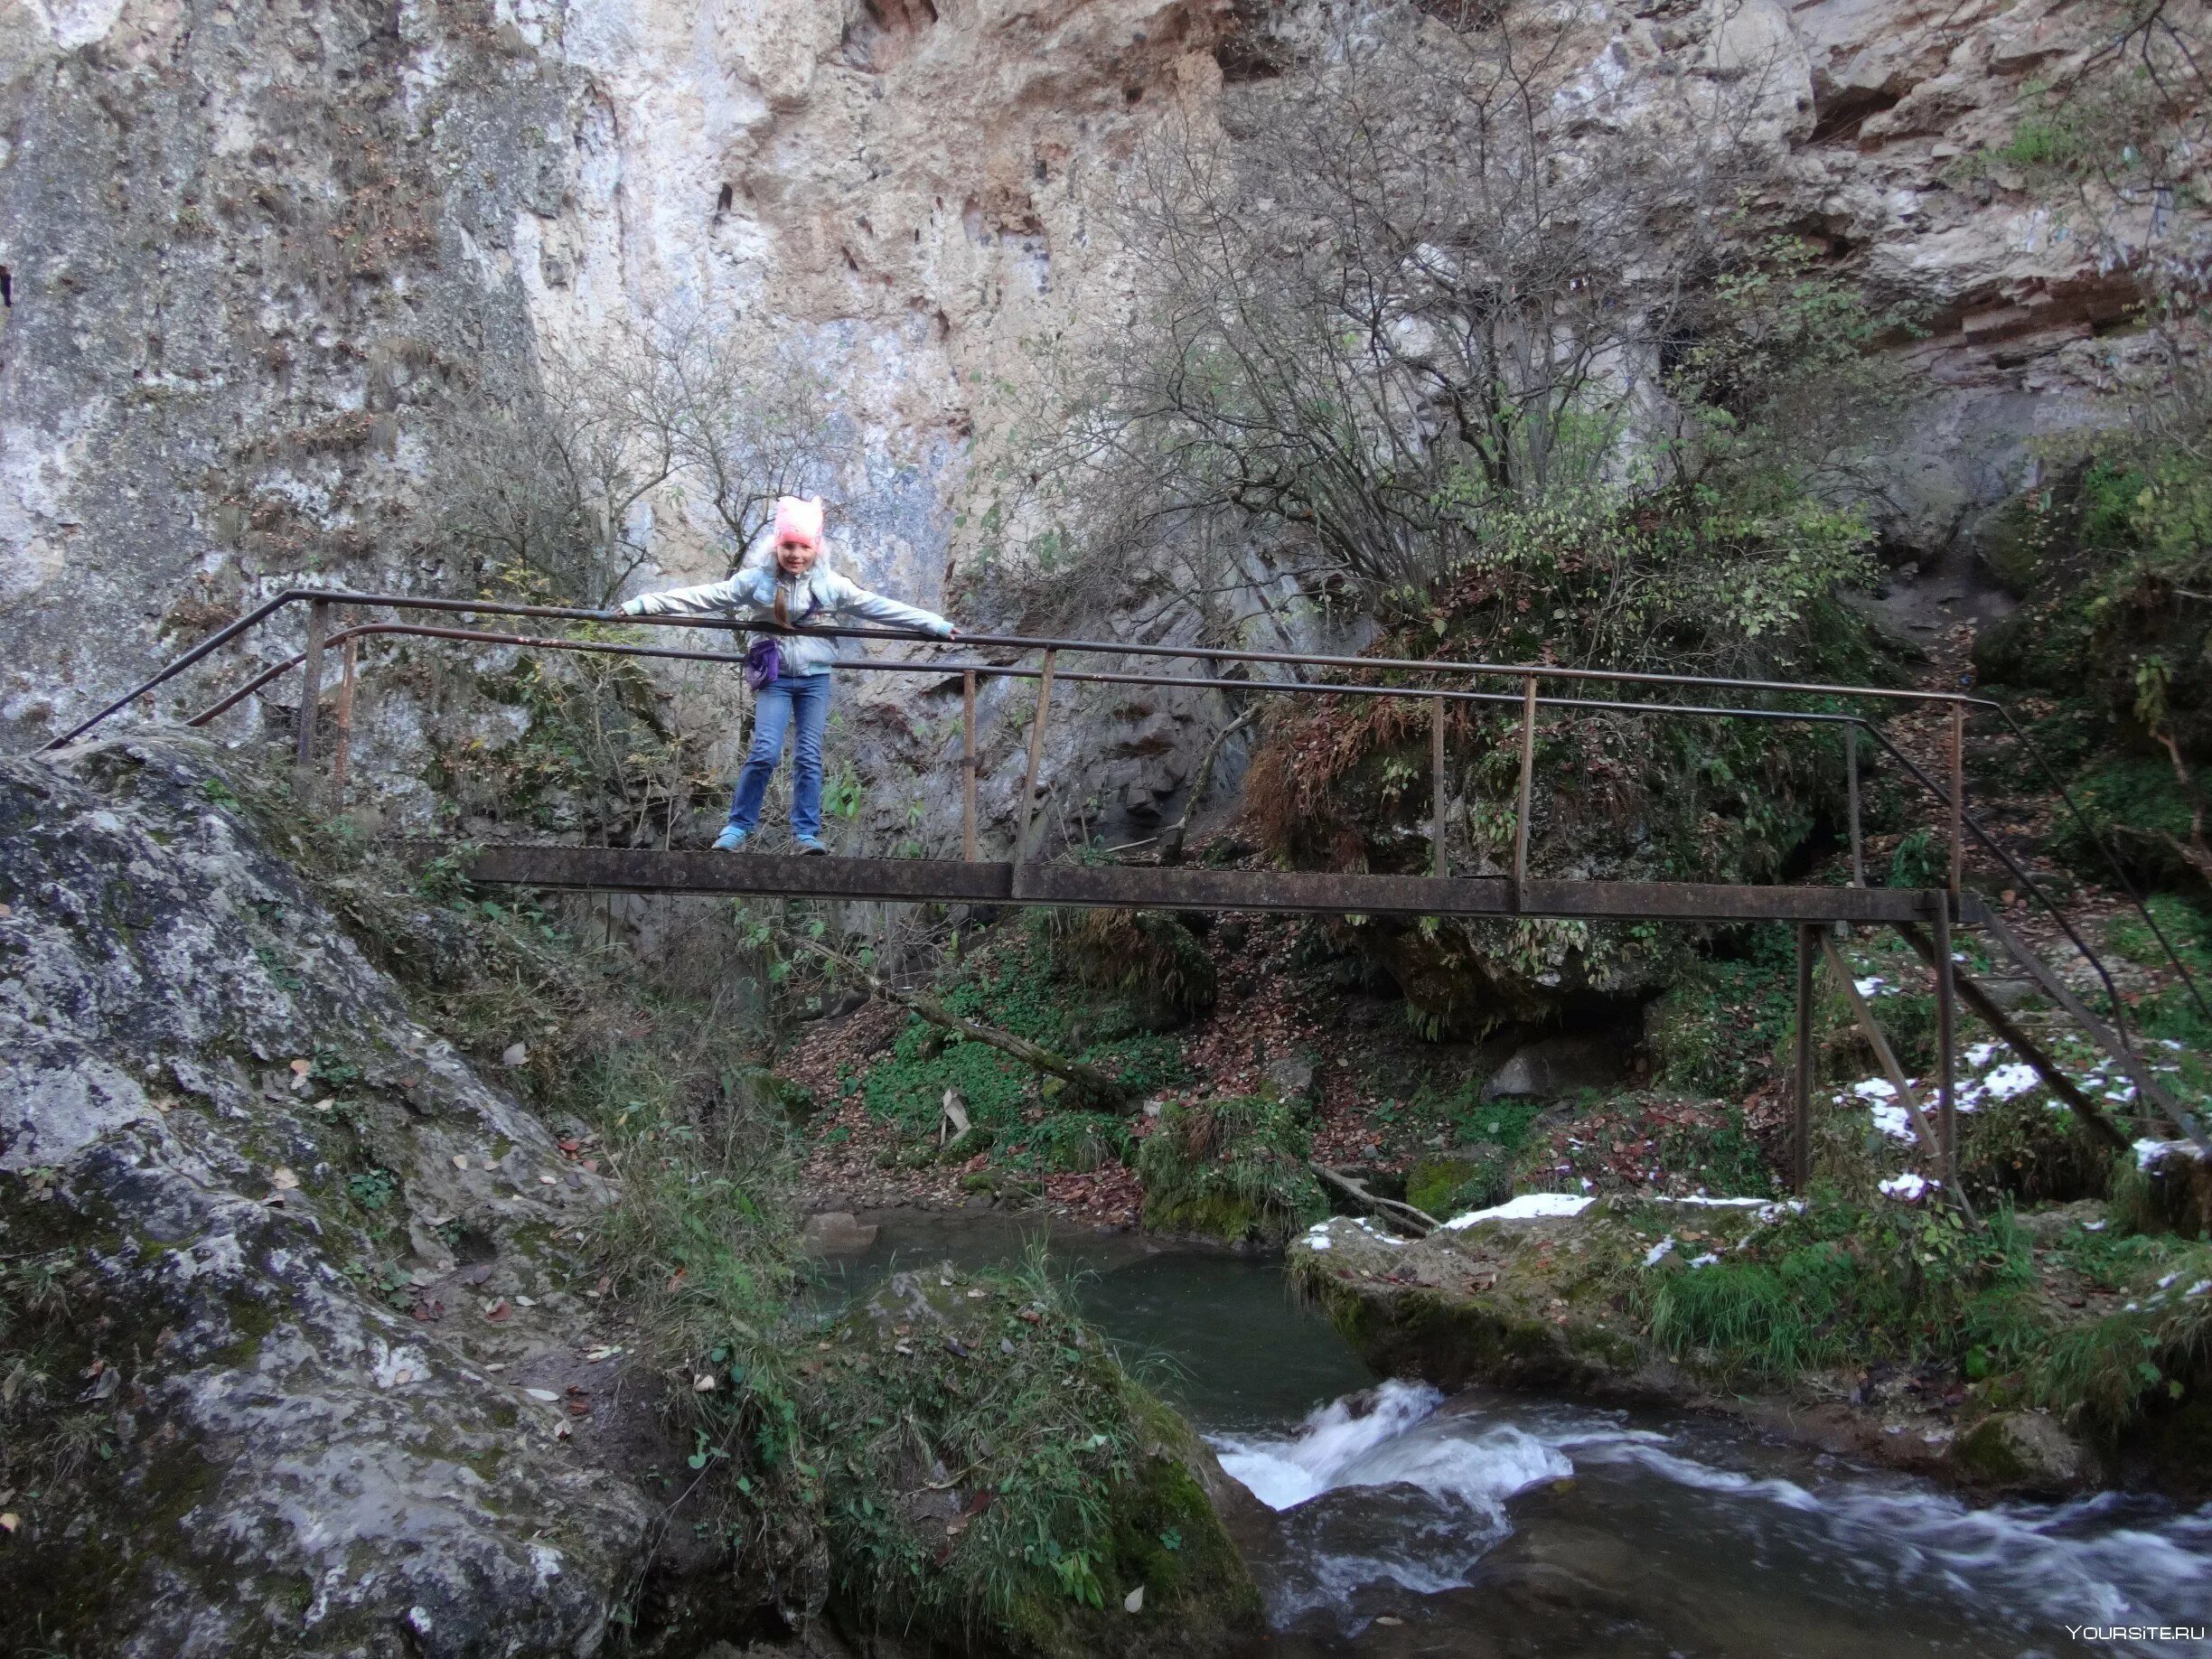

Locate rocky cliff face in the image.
[0,736,663,1654]
[0,0,2172,833]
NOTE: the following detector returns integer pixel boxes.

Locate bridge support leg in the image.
[1948,704,1965,896]
[1795,923,1816,1195]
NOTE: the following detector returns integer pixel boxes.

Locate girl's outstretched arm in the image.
[618,570,769,619]
[825,572,956,638]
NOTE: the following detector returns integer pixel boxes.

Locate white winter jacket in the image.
[617,535,953,678]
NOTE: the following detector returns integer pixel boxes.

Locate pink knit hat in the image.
[773,495,824,548]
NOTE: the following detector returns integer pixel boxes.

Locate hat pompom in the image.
[773,495,824,548]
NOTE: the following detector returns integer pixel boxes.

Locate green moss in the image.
[857,939,1192,1134]
[1405,1152,1510,1220]
[211,1288,281,1367]
[1951,1414,2039,1485]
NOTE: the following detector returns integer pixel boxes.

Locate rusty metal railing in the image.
[28,584,2211,1178]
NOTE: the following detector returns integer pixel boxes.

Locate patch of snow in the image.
[1443,1193,1595,1229]
[1855,977,1892,998]
[1870,1103,1915,1142]
[1982,1063,2040,1101]
[1645,1236,1676,1266]
[2134,1138,2206,1169]
[1851,1078,1898,1101]
[1688,1253,1720,1269]
[1879,1172,1933,1203]
[1964,1041,2001,1068]
[2188,1281,2211,1298]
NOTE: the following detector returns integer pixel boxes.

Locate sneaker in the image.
[712,825,749,851]
[794,835,830,856]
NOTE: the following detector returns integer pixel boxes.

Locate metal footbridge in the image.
[36,586,2212,1191]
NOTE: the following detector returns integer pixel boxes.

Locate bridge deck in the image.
[461,844,1953,925]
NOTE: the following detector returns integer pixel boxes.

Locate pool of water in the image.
[811,1207,2212,1656]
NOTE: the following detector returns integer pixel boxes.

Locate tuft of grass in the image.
[1005,1112,1132,1174]
[1036,908,1218,1031]
[2035,1279,2212,1432]
[1646,1200,2039,1381]
[1135,1094,1327,1245]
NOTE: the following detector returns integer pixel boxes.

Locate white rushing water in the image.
[1213,1384,2212,1653]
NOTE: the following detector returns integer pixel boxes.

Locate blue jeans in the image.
[728,673,831,839]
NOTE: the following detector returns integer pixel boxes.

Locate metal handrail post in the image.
[1512,675,1537,911]
[961,669,979,863]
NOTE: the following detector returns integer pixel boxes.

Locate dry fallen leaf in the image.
[452,1154,470,1169]
[288,1058,312,1076]
[525,1387,561,1402]
[0,1513,17,1534]
[692,1373,717,1392]
[1123,1586,1144,1614]
[270,1167,300,1191]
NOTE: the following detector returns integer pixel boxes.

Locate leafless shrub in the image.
[1018,1,1797,619]
[426,312,830,606]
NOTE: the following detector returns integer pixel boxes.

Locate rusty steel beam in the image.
[1514,878,1926,923]
[450,844,1934,923]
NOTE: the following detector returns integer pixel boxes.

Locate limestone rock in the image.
[3,0,2194,858]
[801,1210,881,1255]
[1286,1211,1655,1395]
[1482,1036,1626,1101]
[0,737,655,1654]
[1259,1050,1319,1111]
[1951,1411,2099,1494]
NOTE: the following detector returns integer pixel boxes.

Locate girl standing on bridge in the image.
[619,495,959,853]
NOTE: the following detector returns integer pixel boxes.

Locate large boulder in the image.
[1286,1206,1664,1395]
[1950,1411,2100,1495]
[802,1268,1264,1658]
[0,739,655,1656]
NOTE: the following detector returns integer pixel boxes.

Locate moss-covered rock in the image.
[803,1269,1262,1659]
[2113,1141,2212,1238]
[1404,1151,1512,1219]
[1950,1411,2098,1494]
[1287,1205,1685,1393]
[1135,1094,1327,1245]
